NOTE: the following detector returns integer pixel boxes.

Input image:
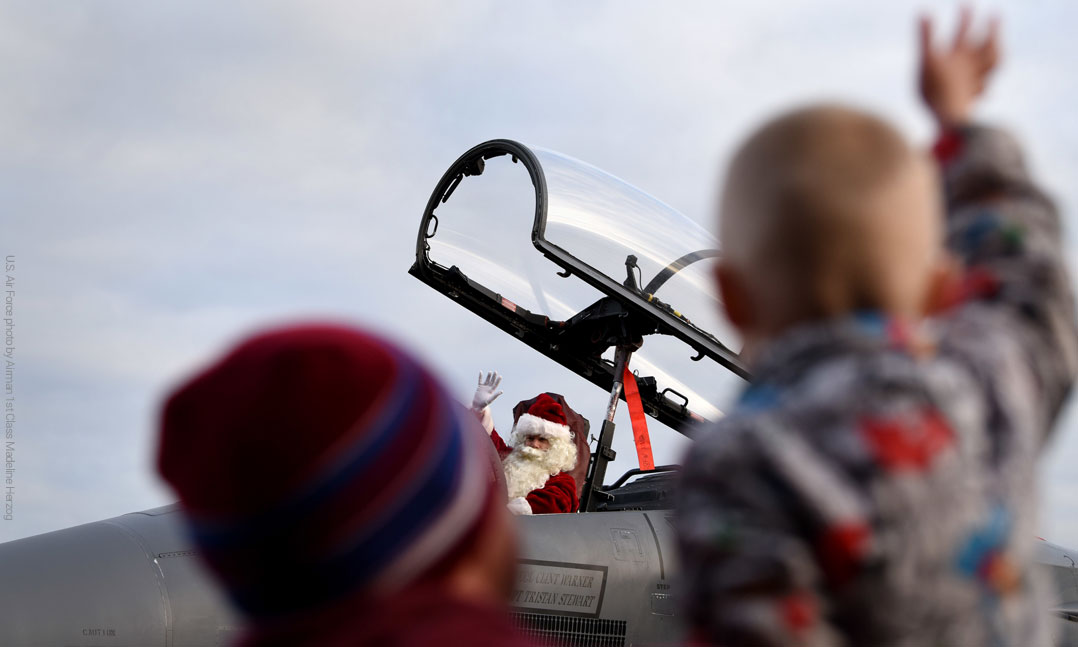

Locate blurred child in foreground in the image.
[677,11,1078,646]
[157,324,531,646]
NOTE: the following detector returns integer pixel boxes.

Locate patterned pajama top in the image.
[676,124,1078,647]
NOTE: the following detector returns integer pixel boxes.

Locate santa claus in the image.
[472,372,580,515]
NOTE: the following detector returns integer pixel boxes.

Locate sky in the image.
[4,1,1078,546]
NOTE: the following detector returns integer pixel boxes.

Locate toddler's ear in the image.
[715,262,754,334]
[922,254,963,316]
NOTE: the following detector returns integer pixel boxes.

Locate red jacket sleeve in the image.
[489,429,512,461]
[526,472,579,514]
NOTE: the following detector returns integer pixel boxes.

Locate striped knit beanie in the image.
[157,323,495,620]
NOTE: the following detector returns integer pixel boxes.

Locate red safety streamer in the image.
[622,365,655,471]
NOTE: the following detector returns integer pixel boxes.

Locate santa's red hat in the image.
[509,393,574,446]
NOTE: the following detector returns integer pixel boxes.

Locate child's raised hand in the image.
[918,8,1001,127]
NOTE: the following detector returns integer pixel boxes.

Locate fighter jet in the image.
[0,140,1075,646]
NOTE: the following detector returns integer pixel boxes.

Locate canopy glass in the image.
[416,140,747,428]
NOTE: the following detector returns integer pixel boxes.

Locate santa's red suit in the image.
[472,375,579,515]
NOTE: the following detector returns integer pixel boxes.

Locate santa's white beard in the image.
[502,438,577,500]
[503,449,553,500]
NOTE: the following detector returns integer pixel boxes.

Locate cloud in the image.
[4,1,1078,550]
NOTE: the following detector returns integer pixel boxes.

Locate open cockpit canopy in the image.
[410,140,748,434]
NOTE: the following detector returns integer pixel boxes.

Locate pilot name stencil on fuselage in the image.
[523,571,596,589]
[513,590,596,608]
[512,560,608,617]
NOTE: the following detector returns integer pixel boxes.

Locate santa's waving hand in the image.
[472,371,503,435]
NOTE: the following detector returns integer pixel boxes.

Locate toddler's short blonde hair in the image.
[720,105,942,324]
